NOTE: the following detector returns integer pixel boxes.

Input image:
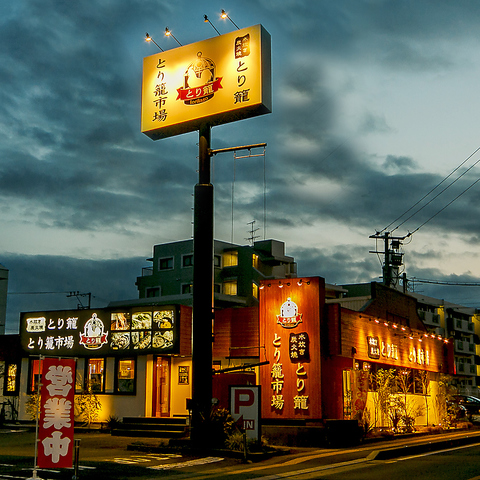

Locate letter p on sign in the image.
[230,385,260,442]
[234,389,254,414]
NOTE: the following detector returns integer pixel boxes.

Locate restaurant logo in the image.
[79,313,108,350]
[277,297,303,329]
[176,52,223,105]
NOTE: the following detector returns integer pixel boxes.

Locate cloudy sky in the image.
[3,0,480,333]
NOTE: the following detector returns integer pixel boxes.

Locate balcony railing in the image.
[455,339,476,353]
[142,267,153,276]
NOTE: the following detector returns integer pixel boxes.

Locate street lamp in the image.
[204,15,220,35]
[164,27,182,46]
[145,33,164,52]
[220,9,240,29]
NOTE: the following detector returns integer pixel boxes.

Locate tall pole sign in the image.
[141,24,271,443]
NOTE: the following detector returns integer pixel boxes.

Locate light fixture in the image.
[374,319,380,324]
[204,15,221,35]
[145,32,164,52]
[392,324,398,329]
[297,279,303,286]
[384,322,389,327]
[278,281,284,288]
[165,27,182,46]
[220,9,240,29]
[259,284,265,290]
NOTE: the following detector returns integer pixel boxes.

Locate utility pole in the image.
[369,232,406,288]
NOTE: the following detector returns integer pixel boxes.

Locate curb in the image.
[368,432,480,460]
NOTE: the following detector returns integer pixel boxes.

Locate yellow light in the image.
[221,9,228,19]
[165,27,171,36]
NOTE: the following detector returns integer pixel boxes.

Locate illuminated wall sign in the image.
[367,336,398,361]
[367,336,380,359]
[409,346,430,366]
[141,24,271,140]
[20,306,182,356]
[259,277,322,420]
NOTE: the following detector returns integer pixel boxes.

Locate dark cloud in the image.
[3,254,144,334]
[2,0,480,334]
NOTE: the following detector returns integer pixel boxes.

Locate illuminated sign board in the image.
[259,277,323,420]
[141,24,271,140]
[20,306,183,356]
[367,336,399,361]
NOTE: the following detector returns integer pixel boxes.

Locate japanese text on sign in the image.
[38,358,75,469]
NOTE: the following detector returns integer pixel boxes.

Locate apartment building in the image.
[134,238,297,309]
[410,293,479,396]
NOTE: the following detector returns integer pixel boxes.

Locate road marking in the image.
[388,441,480,462]
[149,456,224,471]
[112,453,181,464]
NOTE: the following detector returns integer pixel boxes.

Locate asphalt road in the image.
[1,428,480,479]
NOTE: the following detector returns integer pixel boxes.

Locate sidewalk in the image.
[1,424,480,464]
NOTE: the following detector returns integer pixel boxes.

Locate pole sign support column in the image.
[191,124,214,442]
[141,24,271,445]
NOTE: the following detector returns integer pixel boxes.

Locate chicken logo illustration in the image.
[277,298,303,329]
[79,313,108,350]
[176,52,222,105]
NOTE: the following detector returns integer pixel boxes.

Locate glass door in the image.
[153,357,170,417]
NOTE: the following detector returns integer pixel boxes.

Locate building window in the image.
[86,358,105,393]
[146,287,160,298]
[214,283,221,294]
[159,256,174,270]
[252,254,259,269]
[29,359,43,394]
[116,358,136,394]
[182,283,193,294]
[224,280,238,296]
[214,255,222,268]
[182,254,194,267]
[252,282,259,299]
[223,251,238,267]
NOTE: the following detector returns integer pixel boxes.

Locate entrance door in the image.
[153,357,170,417]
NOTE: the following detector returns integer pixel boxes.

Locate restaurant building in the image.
[16,304,192,422]
[4,275,455,437]
[259,278,454,430]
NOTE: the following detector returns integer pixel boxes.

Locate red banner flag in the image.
[37,357,75,469]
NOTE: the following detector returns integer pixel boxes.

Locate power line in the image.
[409,175,480,235]
[7,291,72,295]
[411,277,480,287]
[380,145,480,234]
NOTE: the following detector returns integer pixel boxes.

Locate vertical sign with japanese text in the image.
[37,358,75,469]
[259,277,323,419]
